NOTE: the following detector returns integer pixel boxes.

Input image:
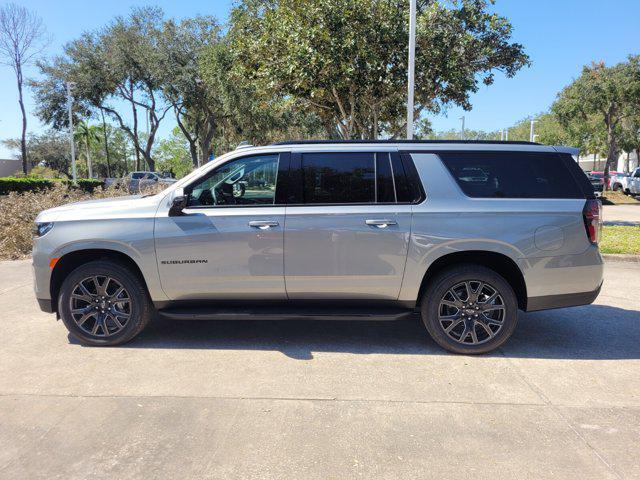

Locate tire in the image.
[612,183,622,192]
[58,260,152,346]
[420,265,518,355]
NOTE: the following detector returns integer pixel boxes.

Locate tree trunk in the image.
[604,120,617,190]
[626,151,630,173]
[101,109,111,177]
[86,139,92,178]
[16,66,28,174]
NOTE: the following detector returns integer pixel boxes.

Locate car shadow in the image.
[69,303,640,361]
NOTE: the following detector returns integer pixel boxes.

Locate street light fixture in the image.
[530,119,538,143]
[66,82,77,185]
[459,116,466,140]
[406,0,416,139]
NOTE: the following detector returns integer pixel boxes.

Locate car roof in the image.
[231,140,574,155]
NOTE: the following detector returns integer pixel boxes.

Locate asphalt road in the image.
[0,260,639,479]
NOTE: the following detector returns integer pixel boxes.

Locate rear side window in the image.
[438,152,584,199]
[301,153,375,204]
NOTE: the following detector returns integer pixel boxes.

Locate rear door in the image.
[283,150,419,300]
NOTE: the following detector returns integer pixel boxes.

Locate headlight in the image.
[34,222,54,237]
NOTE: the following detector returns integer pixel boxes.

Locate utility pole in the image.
[66,82,77,184]
[406,0,416,139]
[530,119,538,142]
[459,116,466,140]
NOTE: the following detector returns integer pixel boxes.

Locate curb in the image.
[602,253,640,264]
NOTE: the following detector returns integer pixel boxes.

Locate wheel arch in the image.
[415,251,527,311]
[50,249,149,312]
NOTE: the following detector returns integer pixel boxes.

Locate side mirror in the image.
[169,195,188,217]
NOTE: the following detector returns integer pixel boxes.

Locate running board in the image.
[157,306,415,322]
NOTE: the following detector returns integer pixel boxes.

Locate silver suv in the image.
[32,141,603,354]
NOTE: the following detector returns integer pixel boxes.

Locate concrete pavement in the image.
[0,260,639,479]
[603,203,640,225]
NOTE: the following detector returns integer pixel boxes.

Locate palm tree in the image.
[74,121,100,178]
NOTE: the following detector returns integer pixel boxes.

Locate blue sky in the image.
[1,0,638,158]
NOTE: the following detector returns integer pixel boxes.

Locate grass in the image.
[601,191,640,205]
[600,225,640,255]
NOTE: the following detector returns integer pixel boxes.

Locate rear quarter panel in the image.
[399,153,603,303]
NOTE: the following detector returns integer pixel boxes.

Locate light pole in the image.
[66,82,77,184]
[406,0,416,139]
[459,116,465,140]
[529,119,538,142]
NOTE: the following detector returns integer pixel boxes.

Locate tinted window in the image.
[439,152,584,199]
[187,154,279,206]
[376,153,395,203]
[301,153,375,204]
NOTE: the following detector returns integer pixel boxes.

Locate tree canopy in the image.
[552,56,640,175]
[228,0,529,139]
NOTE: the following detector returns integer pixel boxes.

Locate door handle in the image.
[248,220,279,229]
[365,219,397,228]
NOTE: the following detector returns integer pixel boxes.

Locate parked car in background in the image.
[611,172,630,192]
[625,167,640,195]
[32,140,603,355]
[587,172,604,197]
[126,171,177,193]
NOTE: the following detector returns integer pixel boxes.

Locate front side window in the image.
[187,154,279,207]
[301,153,375,204]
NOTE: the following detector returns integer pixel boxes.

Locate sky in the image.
[1,0,639,158]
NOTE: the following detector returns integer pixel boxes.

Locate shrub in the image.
[0,176,105,195]
[73,179,105,193]
[0,183,129,260]
[0,177,56,195]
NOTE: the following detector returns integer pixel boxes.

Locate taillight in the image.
[582,199,602,244]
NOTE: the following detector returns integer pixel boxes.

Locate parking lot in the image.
[0,259,639,479]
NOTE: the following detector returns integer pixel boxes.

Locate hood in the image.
[35,193,164,223]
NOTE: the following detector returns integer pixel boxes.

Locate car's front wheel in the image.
[58,260,152,346]
[421,265,518,354]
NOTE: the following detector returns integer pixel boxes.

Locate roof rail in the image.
[272,139,539,146]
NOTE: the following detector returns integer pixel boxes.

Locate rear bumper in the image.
[526,281,602,312]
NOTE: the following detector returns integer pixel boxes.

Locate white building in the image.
[0,159,21,177]
[577,151,639,173]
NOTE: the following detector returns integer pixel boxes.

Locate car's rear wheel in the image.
[58,260,152,346]
[421,265,518,354]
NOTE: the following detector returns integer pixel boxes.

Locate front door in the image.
[155,153,287,301]
[284,151,413,300]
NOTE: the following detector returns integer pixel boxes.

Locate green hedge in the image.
[0,177,105,195]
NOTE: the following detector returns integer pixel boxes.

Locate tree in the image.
[199,39,325,152]
[74,121,101,178]
[160,15,222,167]
[155,127,194,178]
[620,108,640,173]
[552,56,640,181]
[228,0,529,139]
[3,130,71,177]
[32,7,172,172]
[0,3,48,173]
